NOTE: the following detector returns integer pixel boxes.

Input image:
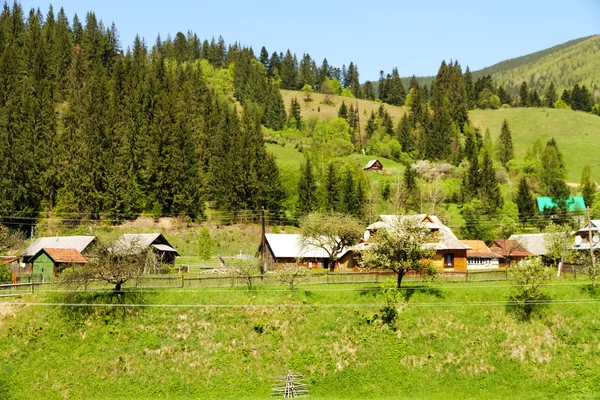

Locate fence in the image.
[0,269,512,294]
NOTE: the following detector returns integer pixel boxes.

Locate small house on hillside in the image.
[460,240,501,270]
[116,233,179,264]
[489,239,532,266]
[28,248,87,280]
[508,234,549,257]
[21,236,96,278]
[363,159,383,172]
[572,220,600,251]
[362,214,471,272]
[258,233,336,270]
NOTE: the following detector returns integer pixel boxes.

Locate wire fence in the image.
[0,269,517,294]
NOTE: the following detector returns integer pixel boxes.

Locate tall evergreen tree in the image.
[580,164,595,208]
[324,161,339,212]
[288,96,301,129]
[298,158,317,215]
[496,119,514,168]
[263,82,286,130]
[518,81,529,107]
[515,177,535,225]
[545,81,557,108]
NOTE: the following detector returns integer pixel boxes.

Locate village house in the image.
[489,239,533,266]
[20,236,96,279]
[460,240,502,270]
[258,233,336,270]
[572,219,600,251]
[116,233,179,265]
[508,234,549,258]
[360,214,471,272]
[28,248,87,280]
[363,159,383,172]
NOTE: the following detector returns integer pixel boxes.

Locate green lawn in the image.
[469,107,600,182]
[1,280,599,399]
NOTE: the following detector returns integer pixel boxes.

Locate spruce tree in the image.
[325,161,339,212]
[581,164,595,208]
[545,81,557,108]
[496,119,514,168]
[519,81,529,107]
[515,177,535,225]
[263,83,286,130]
[288,96,301,129]
[338,101,348,119]
[478,149,503,214]
[298,158,317,215]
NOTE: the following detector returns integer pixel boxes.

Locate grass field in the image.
[469,107,600,183]
[1,280,599,399]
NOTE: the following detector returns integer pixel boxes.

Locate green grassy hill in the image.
[469,107,600,183]
[1,281,599,399]
[276,90,600,184]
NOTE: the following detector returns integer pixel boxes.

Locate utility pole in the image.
[588,205,596,273]
[261,207,266,275]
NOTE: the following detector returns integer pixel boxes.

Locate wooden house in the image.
[460,240,502,270]
[21,236,96,277]
[1,256,21,283]
[489,239,532,266]
[572,220,600,251]
[116,233,179,264]
[508,234,549,258]
[359,214,471,272]
[363,159,383,172]
[258,234,336,270]
[29,248,87,279]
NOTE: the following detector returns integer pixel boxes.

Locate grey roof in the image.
[367,214,471,251]
[151,244,178,253]
[509,234,549,256]
[265,234,331,259]
[21,236,96,259]
[576,220,600,235]
[117,233,179,256]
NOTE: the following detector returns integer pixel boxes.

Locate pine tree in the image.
[396,113,414,154]
[337,101,348,119]
[298,158,317,214]
[324,161,339,212]
[515,177,535,225]
[280,49,297,90]
[478,149,503,214]
[545,81,557,108]
[496,119,514,168]
[581,164,595,208]
[519,81,529,107]
[363,81,375,100]
[263,82,286,130]
[288,96,302,129]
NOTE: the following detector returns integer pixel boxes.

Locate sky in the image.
[17,0,600,81]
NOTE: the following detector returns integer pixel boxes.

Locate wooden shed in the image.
[363,159,383,172]
[29,248,87,279]
[258,234,334,270]
[116,233,179,264]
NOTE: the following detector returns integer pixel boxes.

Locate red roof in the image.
[1,256,20,264]
[42,248,87,264]
[460,240,502,258]
[489,240,532,258]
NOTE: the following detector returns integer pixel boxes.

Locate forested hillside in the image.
[0,1,599,241]
[484,35,600,97]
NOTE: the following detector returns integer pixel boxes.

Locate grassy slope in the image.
[275,89,600,184]
[469,107,600,183]
[280,89,408,135]
[1,282,600,399]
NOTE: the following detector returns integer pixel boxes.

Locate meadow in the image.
[1,279,599,399]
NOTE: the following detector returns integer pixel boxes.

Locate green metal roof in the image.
[536,196,586,212]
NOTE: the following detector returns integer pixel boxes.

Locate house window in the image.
[444,253,454,268]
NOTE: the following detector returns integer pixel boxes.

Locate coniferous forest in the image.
[0,2,598,233]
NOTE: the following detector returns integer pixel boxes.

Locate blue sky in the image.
[18,0,600,81]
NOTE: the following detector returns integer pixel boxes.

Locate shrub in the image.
[508,259,552,321]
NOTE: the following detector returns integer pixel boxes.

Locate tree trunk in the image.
[114,282,122,292]
[329,258,335,272]
[397,271,405,288]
